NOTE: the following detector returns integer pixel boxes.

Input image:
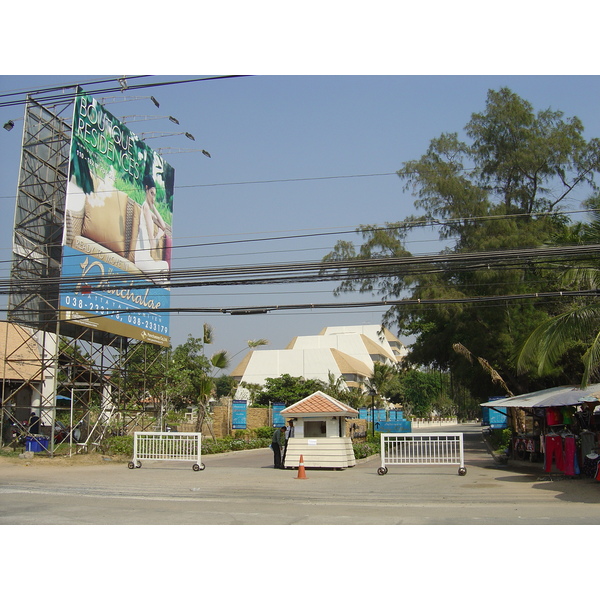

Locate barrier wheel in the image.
[458,467,467,476]
[136,461,142,468]
[377,467,388,476]
[193,463,205,471]
[128,462,135,469]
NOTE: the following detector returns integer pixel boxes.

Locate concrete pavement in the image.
[0,423,598,524]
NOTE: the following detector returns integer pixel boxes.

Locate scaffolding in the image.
[1,95,170,456]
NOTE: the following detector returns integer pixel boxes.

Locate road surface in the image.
[1,423,598,525]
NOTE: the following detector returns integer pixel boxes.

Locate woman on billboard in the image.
[135,174,170,276]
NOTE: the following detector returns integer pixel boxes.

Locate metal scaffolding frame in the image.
[1,96,170,456]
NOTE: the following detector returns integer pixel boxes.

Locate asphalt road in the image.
[1,423,599,525]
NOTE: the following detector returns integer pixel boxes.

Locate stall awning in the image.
[480,384,600,409]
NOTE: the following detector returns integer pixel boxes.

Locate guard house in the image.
[281,391,359,469]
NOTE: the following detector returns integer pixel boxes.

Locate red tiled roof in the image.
[282,391,358,416]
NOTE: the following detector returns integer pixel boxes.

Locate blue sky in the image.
[1,2,600,373]
[2,74,600,370]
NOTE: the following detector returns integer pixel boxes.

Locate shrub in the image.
[352,439,381,459]
[101,435,134,456]
[202,436,272,454]
[488,428,512,453]
[253,426,275,439]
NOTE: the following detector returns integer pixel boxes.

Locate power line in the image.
[0,76,152,100]
[0,75,253,109]
[0,206,595,263]
[11,288,598,323]
[2,243,600,295]
[183,172,399,187]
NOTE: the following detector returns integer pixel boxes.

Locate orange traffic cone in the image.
[295,454,308,479]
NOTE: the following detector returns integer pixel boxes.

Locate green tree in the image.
[322,372,368,409]
[324,87,600,400]
[214,375,236,399]
[368,362,400,401]
[255,374,324,406]
[166,331,230,431]
[362,362,401,413]
[103,340,172,424]
[398,369,446,418]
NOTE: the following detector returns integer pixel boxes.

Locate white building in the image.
[231,325,407,396]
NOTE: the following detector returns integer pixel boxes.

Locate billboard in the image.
[59,89,174,346]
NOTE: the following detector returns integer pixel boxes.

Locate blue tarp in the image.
[482,405,508,429]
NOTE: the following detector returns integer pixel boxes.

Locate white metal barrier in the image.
[128,431,205,471]
[378,432,466,476]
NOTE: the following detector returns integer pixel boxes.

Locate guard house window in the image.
[304,420,327,437]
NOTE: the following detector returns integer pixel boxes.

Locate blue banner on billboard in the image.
[59,246,171,345]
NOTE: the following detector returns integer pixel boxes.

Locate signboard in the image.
[232,400,247,429]
[272,403,285,427]
[60,90,174,346]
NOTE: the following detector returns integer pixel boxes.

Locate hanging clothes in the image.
[546,407,562,426]
[560,406,576,425]
[562,435,580,476]
[580,430,596,458]
[544,434,564,472]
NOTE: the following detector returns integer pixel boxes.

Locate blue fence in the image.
[388,409,405,421]
[359,409,388,421]
[359,408,412,433]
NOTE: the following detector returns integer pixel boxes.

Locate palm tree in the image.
[324,372,347,397]
[195,349,230,435]
[517,196,600,387]
[229,338,269,362]
[367,362,399,403]
[517,305,600,387]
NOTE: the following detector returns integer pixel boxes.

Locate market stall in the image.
[480,384,600,478]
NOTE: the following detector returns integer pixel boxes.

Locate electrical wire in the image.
[8,288,598,324]
[0,75,253,109]
[3,243,600,296]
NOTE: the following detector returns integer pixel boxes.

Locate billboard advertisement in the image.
[60,89,174,346]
